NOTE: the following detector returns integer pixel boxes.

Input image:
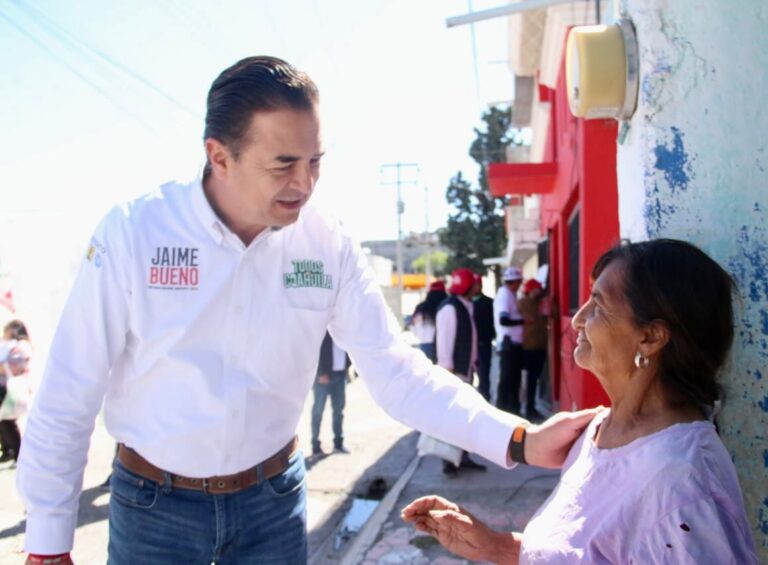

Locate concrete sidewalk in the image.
[326,352,559,564]
[346,452,559,564]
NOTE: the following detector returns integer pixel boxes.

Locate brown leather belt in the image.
[117,436,299,495]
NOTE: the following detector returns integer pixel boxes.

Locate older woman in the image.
[402,239,757,564]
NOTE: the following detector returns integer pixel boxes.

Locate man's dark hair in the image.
[203,56,319,175]
[592,239,736,410]
[4,319,29,341]
[413,288,449,323]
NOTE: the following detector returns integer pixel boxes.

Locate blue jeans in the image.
[108,450,307,564]
[311,371,346,449]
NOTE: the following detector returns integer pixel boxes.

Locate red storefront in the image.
[488,55,617,411]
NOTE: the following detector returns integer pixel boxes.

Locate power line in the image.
[10,2,200,118]
[0,11,160,134]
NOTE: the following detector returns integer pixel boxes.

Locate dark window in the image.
[568,208,580,314]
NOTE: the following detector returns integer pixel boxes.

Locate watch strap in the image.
[509,424,528,465]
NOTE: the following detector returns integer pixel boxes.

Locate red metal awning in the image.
[487,162,558,197]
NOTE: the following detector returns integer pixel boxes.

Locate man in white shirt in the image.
[435,268,487,476]
[494,266,525,414]
[18,56,601,564]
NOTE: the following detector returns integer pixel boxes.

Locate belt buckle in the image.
[201,478,210,494]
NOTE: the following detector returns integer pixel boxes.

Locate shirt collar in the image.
[190,177,284,250]
[190,177,226,245]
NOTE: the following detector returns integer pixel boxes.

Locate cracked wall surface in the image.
[618,0,768,557]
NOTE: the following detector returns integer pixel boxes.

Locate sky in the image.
[0,0,515,349]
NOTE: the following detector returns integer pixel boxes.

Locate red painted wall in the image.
[539,53,617,410]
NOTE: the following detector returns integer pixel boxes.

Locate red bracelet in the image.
[27,554,71,564]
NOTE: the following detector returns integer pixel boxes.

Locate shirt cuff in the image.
[24,514,77,555]
[470,406,525,469]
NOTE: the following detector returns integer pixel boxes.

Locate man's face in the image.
[506,279,522,293]
[207,105,324,232]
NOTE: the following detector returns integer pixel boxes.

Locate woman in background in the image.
[409,280,447,362]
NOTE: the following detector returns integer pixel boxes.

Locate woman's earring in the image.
[634,352,650,369]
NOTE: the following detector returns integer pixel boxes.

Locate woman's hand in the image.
[401,495,519,564]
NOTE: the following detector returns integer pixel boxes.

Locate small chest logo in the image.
[86,237,106,268]
[283,259,332,290]
[148,247,199,289]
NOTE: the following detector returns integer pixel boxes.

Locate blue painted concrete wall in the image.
[618,0,768,556]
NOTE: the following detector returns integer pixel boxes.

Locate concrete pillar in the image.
[618,1,768,555]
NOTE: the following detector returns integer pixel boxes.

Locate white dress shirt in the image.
[494,284,523,346]
[435,296,477,382]
[17,179,523,554]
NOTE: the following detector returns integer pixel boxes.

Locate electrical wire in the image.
[0,10,161,134]
[10,2,200,118]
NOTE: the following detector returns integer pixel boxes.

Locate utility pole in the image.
[380,162,419,326]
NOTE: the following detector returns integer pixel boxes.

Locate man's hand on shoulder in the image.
[522,407,605,469]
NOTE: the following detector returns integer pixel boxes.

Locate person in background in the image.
[518,279,547,422]
[403,239,758,564]
[471,273,495,402]
[436,268,486,476]
[494,267,525,414]
[0,319,32,465]
[409,280,446,362]
[311,331,351,456]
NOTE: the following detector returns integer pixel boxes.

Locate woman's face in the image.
[571,261,643,381]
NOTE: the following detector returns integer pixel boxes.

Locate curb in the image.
[338,455,421,565]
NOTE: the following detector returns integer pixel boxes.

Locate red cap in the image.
[428,280,446,292]
[472,272,482,285]
[448,268,475,296]
[523,278,543,294]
